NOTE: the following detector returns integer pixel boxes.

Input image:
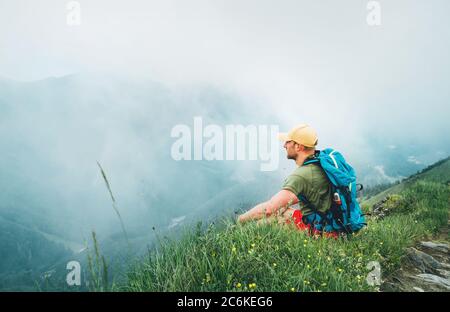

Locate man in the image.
[237,124,334,235]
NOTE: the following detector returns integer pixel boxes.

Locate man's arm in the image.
[237,190,299,224]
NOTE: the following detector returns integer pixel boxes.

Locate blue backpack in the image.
[299,148,367,234]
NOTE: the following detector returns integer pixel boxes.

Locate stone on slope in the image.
[412,274,450,290]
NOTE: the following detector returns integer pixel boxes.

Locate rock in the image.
[420,241,449,254]
[437,269,450,278]
[413,287,424,292]
[412,274,450,290]
[406,247,446,274]
[372,195,401,219]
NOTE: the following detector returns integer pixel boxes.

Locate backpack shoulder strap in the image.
[302,150,321,166]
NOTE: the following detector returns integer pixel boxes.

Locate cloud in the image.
[407,156,422,165]
[373,165,404,184]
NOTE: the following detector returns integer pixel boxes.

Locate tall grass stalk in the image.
[97,161,130,247]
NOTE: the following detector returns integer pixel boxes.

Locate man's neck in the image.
[295,151,316,167]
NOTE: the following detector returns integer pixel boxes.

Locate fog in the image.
[0,1,449,277]
[2,1,449,144]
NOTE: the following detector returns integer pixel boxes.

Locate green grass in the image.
[120,180,449,292]
[362,183,406,209]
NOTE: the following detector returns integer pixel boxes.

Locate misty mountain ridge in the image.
[0,73,448,290]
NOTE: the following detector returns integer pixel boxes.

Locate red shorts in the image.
[288,210,339,239]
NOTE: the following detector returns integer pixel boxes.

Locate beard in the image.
[287,153,296,160]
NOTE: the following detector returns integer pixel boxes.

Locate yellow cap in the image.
[278,124,318,147]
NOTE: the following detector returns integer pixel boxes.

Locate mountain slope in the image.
[0,216,73,291]
[362,156,450,209]
[122,155,450,292]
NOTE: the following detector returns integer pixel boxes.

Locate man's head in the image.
[278,124,318,161]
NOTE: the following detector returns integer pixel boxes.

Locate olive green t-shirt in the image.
[282,163,332,216]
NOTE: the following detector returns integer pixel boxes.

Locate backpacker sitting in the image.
[237,124,366,238]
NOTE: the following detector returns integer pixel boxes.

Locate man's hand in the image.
[237,190,299,224]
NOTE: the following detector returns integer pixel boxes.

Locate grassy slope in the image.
[362,157,450,208]
[118,158,449,292]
